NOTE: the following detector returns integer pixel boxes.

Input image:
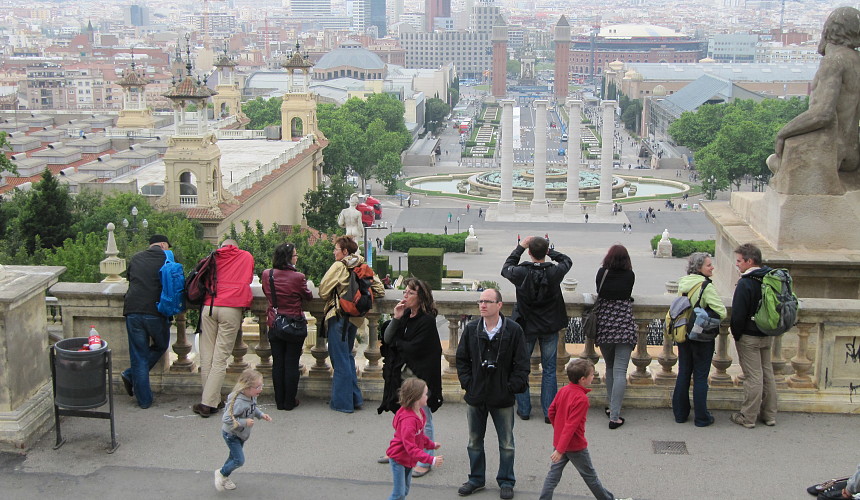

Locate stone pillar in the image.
[564,98,582,218]
[0,266,66,449]
[498,100,515,216]
[596,100,616,216]
[530,99,549,217]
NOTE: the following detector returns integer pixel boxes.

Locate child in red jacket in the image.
[540,359,630,500]
[386,378,444,500]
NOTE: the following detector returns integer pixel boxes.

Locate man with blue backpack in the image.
[121,234,178,409]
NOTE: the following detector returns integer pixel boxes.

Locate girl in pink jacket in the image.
[385,378,444,500]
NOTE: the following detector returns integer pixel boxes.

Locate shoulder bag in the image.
[268,270,308,344]
[582,270,608,340]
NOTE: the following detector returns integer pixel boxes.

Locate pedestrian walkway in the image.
[5,394,853,499]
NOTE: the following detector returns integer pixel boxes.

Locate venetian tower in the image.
[554,16,571,99]
[491,15,507,98]
[211,44,245,121]
[115,53,155,129]
[157,46,234,213]
[280,42,324,141]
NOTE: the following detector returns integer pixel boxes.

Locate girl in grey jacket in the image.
[214,369,272,491]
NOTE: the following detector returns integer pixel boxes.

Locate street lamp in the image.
[706,176,717,201]
[122,206,148,234]
[457,216,460,233]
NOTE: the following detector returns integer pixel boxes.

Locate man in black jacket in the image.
[456,289,530,499]
[121,234,172,409]
[730,243,778,429]
[501,236,572,423]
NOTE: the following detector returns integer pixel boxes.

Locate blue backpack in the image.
[157,249,186,317]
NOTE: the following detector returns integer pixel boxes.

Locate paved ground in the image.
[3,394,855,500]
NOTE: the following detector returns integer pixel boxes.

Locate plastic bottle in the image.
[88,325,102,350]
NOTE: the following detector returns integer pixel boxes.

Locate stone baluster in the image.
[254,312,272,375]
[709,324,734,387]
[443,315,461,382]
[628,320,654,385]
[579,331,601,384]
[654,329,678,385]
[308,312,331,377]
[227,323,250,373]
[362,313,383,379]
[771,334,788,388]
[789,323,816,388]
[556,327,571,376]
[170,312,195,372]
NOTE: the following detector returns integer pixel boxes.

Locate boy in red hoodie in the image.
[386,378,444,500]
[540,359,628,500]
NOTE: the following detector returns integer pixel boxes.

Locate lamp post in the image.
[122,206,148,234]
[457,216,460,233]
[706,176,717,201]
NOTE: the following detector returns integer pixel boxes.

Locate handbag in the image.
[268,270,308,344]
[582,271,608,340]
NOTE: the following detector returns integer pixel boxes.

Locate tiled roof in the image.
[163,76,217,99]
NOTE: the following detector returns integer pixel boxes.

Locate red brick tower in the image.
[491,15,507,98]
[554,15,571,99]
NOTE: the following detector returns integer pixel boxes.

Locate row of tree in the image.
[668,98,808,197]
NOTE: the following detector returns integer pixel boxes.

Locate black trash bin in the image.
[53,337,108,409]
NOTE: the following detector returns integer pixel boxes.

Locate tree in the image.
[301,175,355,234]
[242,97,283,130]
[375,152,402,195]
[0,132,17,176]
[668,104,729,151]
[226,221,334,284]
[506,59,521,76]
[16,170,73,254]
[425,98,450,135]
[620,100,642,132]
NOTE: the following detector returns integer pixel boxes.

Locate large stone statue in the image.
[337,193,363,240]
[766,7,860,195]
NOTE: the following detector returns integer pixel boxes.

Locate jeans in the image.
[122,314,170,409]
[327,317,363,413]
[516,334,558,418]
[466,404,515,489]
[539,448,613,500]
[599,343,634,421]
[672,339,715,426]
[735,335,778,424]
[388,458,413,500]
[417,405,435,468]
[220,431,245,477]
[270,335,303,410]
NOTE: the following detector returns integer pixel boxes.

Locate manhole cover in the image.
[652,440,688,455]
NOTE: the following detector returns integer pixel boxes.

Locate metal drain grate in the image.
[652,440,689,455]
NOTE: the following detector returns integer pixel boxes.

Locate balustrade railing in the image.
[44,285,860,413]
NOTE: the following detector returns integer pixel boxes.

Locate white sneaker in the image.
[214,469,226,492]
[222,477,237,490]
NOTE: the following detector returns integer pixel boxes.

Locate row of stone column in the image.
[497,98,618,218]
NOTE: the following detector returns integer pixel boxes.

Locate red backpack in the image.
[338,263,375,317]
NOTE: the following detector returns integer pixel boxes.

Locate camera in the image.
[481,359,496,371]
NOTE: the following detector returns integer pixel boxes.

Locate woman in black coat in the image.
[377,278,443,477]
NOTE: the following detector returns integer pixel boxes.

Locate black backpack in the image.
[185,251,218,330]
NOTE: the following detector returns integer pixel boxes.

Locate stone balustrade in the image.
[46,284,860,413]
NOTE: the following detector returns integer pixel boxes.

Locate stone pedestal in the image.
[0,266,65,450]
[465,236,480,254]
[656,238,672,258]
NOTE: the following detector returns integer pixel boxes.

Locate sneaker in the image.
[500,486,514,499]
[458,482,485,496]
[120,374,134,397]
[808,479,848,496]
[730,412,755,429]
[222,477,236,490]
[214,470,225,492]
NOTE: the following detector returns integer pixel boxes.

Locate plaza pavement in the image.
[2,392,855,499]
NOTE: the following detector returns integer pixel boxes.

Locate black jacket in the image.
[378,311,444,414]
[456,314,530,408]
[123,245,167,317]
[596,268,635,300]
[501,246,572,337]
[730,266,772,340]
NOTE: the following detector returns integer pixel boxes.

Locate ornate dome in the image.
[315,42,385,71]
[652,85,668,96]
[608,60,624,71]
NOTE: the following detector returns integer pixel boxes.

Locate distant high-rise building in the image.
[125,4,150,27]
[370,0,386,36]
[425,0,451,32]
[289,0,332,16]
[707,33,758,62]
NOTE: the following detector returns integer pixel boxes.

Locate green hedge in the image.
[373,253,390,278]
[386,232,468,252]
[408,248,444,289]
[650,235,715,258]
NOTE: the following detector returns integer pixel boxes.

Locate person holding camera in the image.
[455,288,530,499]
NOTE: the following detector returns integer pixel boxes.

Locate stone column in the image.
[564,98,582,218]
[596,100,616,216]
[443,315,461,382]
[0,266,65,449]
[530,99,549,217]
[628,319,654,384]
[498,100,515,216]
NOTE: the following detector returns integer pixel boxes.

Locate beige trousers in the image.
[735,335,778,424]
[199,306,243,408]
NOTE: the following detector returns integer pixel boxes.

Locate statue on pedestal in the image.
[767,7,860,195]
[657,228,673,258]
[337,193,363,240]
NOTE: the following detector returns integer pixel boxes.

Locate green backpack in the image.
[750,269,799,336]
